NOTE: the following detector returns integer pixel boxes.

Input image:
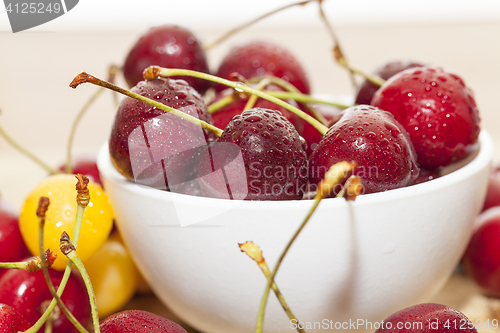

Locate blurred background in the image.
[1,0,500,207]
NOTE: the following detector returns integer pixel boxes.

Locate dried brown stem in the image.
[60,231,76,256]
[75,174,90,208]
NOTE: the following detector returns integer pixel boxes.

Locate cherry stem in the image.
[335,175,363,200]
[248,75,332,126]
[66,88,105,174]
[255,161,357,333]
[69,73,224,137]
[108,64,120,108]
[24,175,90,333]
[60,231,100,333]
[44,316,52,333]
[204,0,312,50]
[316,1,357,89]
[208,94,238,114]
[264,91,351,109]
[239,241,306,333]
[336,56,385,87]
[0,111,60,175]
[36,197,90,333]
[0,251,55,272]
[143,67,329,136]
[243,78,272,111]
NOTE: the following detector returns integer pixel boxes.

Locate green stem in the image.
[249,75,330,126]
[0,261,29,270]
[44,316,52,333]
[208,94,237,114]
[66,249,100,333]
[255,161,356,332]
[240,241,305,333]
[317,1,358,89]
[243,78,272,111]
[37,198,90,333]
[23,204,87,333]
[263,91,351,109]
[66,88,105,174]
[0,118,59,175]
[256,197,320,333]
[144,67,329,136]
[69,73,223,137]
[337,58,385,87]
[260,264,305,333]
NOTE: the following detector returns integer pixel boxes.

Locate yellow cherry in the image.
[85,231,139,318]
[19,174,114,270]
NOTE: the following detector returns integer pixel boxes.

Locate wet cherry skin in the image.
[371,66,480,170]
[123,25,211,94]
[99,310,188,333]
[109,78,213,190]
[215,40,311,94]
[375,303,477,333]
[196,108,308,200]
[309,105,419,194]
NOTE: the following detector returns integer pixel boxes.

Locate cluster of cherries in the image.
[0,10,495,333]
[0,167,188,332]
[109,26,480,202]
[96,22,484,332]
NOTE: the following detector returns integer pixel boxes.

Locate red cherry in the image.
[354,60,424,105]
[375,303,477,333]
[123,25,211,94]
[196,108,308,200]
[99,310,187,333]
[309,105,419,194]
[481,165,500,211]
[58,157,102,186]
[109,78,213,190]
[0,303,30,333]
[462,210,500,297]
[0,266,92,333]
[211,85,304,135]
[300,103,343,156]
[0,200,30,277]
[371,66,480,170]
[215,40,311,94]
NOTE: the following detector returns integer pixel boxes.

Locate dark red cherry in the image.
[482,165,500,211]
[309,105,419,194]
[195,108,308,200]
[99,310,187,333]
[109,78,213,190]
[0,267,91,333]
[372,66,480,170]
[215,40,310,94]
[211,85,304,135]
[123,25,211,94]
[300,103,343,156]
[355,60,424,105]
[375,303,477,333]
[0,303,30,333]
[58,157,101,186]
[0,200,30,277]
[462,211,500,297]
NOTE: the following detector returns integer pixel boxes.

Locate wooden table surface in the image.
[121,272,500,333]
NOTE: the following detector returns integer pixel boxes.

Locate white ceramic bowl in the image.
[97,130,493,333]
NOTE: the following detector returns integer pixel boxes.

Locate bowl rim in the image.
[97,129,494,208]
